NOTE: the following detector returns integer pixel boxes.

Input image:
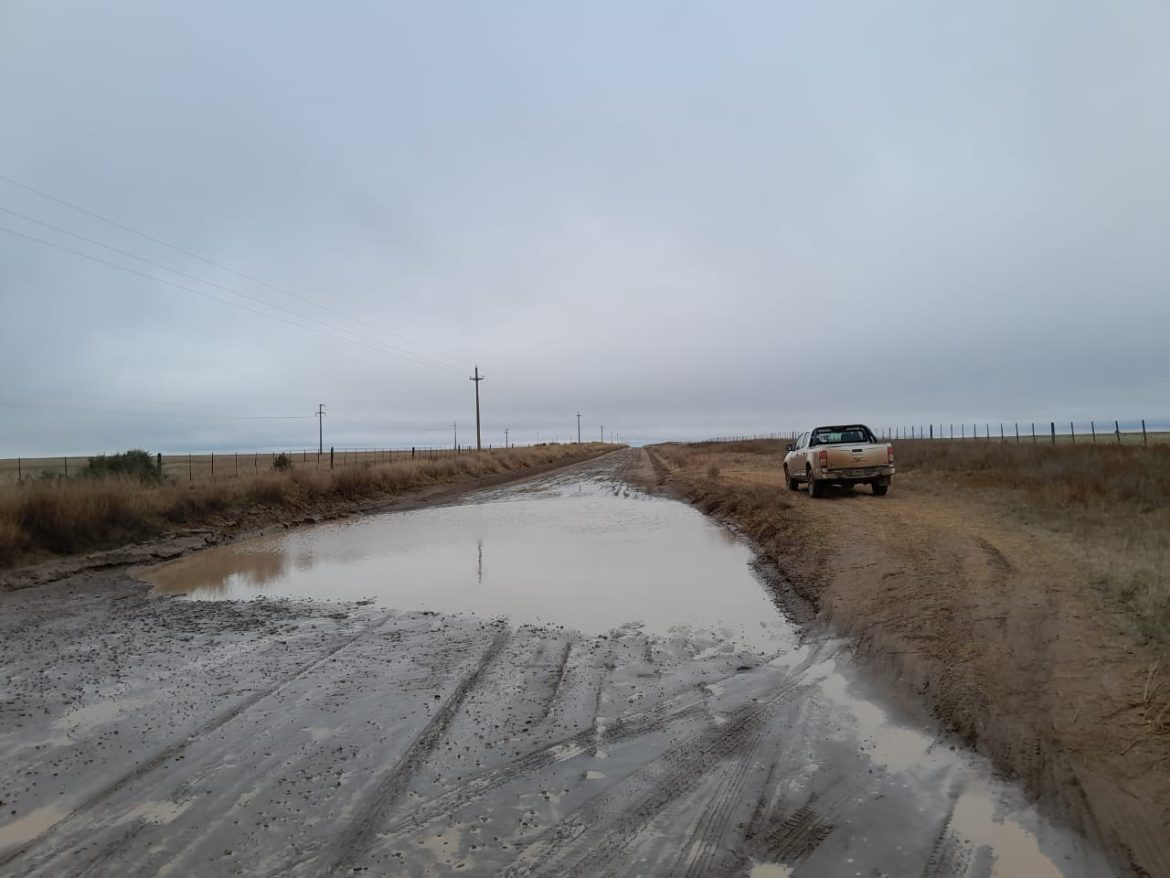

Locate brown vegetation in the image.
[649,438,1170,874]
[0,445,608,569]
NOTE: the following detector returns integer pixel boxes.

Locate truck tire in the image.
[785,466,800,491]
[872,482,889,496]
[807,467,824,498]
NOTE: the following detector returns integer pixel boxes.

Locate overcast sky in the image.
[2,1,1168,454]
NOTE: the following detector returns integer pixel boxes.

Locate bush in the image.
[83,449,160,482]
[273,453,292,472]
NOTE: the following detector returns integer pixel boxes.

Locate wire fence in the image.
[699,419,1169,448]
[0,442,584,486]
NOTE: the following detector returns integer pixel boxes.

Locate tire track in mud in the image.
[0,610,397,872]
[539,639,575,721]
[372,686,714,846]
[323,626,513,876]
[496,677,814,878]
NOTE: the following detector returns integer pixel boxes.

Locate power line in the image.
[0,224,465,374]
[0,399,311,420]
[0,382,300,414]
[0,173,468,368]
[0,204,463,374]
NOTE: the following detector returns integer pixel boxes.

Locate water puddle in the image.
[145,475,790,651]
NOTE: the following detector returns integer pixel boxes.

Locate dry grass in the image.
[0,445,606,568]
[659,438,1170,641]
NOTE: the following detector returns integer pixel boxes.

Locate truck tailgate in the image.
[824,445,887,469]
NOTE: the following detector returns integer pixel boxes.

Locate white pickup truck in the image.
[783,424,895,497]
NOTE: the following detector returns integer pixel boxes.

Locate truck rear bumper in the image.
[819,465,895,480]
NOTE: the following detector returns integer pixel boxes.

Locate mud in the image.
[0,451,1116,876]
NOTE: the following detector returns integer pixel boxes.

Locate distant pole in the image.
[1070,421,1075,444]
[1050,422,1056,444]
[211,452,215,480]
[505,427,510,448]
[17,457,21,483]
[469,366,484,451]
[600,425,604,443]
[577,412,582,444]
[316,404,325,455]
[950,424,953,439]
[235,451,239,477]
[1032,422,1036,442]
[156,452,162,477]
[1091,421,1096,444]
[1115,420,1121,445]
[929,424,933,439]
[453,421,458,451]
[1142,419,1148,447]
[1014,423,1019,443]
[188,453,192,481]
[330,446,335,470]
[1000,423,1004,442]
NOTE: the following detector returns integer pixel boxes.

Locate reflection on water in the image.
[145,477,791,649]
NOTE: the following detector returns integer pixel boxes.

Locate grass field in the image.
[0,444,608,568]
[0,446,537,486]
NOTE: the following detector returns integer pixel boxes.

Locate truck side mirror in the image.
[785,444,795,452]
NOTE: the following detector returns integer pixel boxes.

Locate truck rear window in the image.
[811,427,873,445]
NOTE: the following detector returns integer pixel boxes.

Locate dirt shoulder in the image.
[0,446,618,593]
[641,445,1170,877]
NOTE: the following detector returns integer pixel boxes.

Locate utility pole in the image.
[600,425,604,443]
[453,421,458,451]
[469,365,484,451]
[315,404,326,455]
[505,427,510,448]
[576,412,581,444]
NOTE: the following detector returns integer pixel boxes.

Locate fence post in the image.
[1142,419,1148,446]
[412,447,415,460]
[1091,421,1096,444]
[330,446,335,470]
[1050,422,1056,444]
[17,457,21,483]
[950,424,953,439]
[64,456,69,477]
[254,452,258,473]
[1014,422,1019,443]
[156,453,162,478]
[235,452,239,478]
[211,452,215,479]
[985,424,990,441]
[1032,422,1036,442]
[1070,422,1075,444]
[188,453,192,482]
[1000,423,1004,442]
[929,425,933,439]
[1115,420,1121,445]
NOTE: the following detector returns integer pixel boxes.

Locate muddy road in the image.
[0,451,1116,876]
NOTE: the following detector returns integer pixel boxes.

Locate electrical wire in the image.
[0,173,468,367]
[0,204,465,374]
[0,224,466,375]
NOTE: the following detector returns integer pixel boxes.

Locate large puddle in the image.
[147,475,790,651]
[138,462,1112,876]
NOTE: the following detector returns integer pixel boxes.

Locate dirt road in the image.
[0,451,1115,876]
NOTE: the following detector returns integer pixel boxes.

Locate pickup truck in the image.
[783,425,894,497]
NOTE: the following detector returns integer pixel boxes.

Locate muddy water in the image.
[147,476,789,650]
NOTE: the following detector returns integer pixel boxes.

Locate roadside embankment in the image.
[643,440,1170,876]
[0,444,613,585]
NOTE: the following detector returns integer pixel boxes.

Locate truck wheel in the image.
[807,467,824,498]
[872,482,889,496]
[785,466,799,491]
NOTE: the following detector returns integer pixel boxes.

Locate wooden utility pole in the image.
[576,412,582,444]
[315,404,325,455]
[469,366,484,451]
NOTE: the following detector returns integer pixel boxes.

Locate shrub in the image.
[83,449,160,482]
[273,453,292,472]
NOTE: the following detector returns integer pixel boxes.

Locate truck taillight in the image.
[888,445,894,464]
[818,449,828,468]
